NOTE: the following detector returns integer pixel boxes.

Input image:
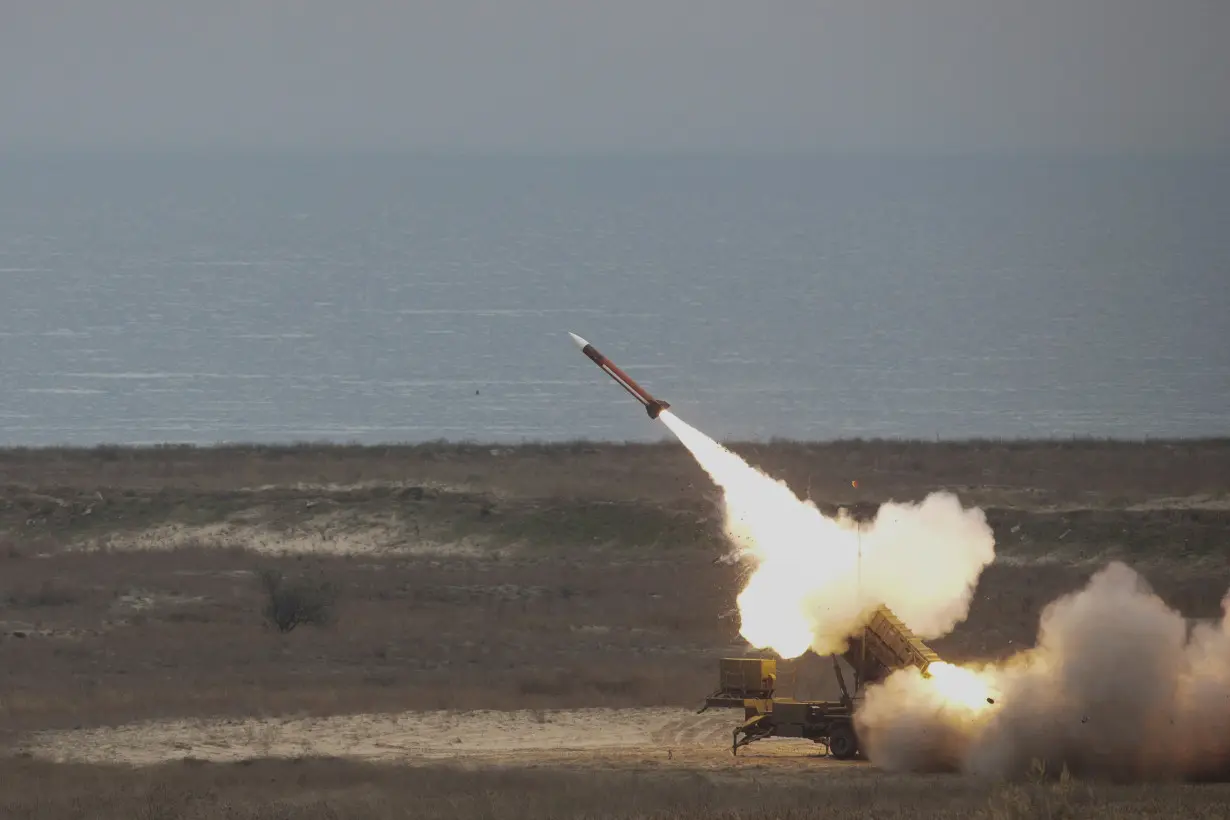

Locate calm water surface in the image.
[1,155,1227,445]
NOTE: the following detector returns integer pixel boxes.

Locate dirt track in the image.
[19,707,842,769]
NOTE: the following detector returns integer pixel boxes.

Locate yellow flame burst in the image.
[926,662,998,712]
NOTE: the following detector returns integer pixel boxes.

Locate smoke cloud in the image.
[660,412,995,658]
[660,411,1230,781]
[856,561,1230,781]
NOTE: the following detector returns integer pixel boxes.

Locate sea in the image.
[1,153,1228,446]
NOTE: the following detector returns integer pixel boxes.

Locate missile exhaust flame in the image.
[657,410,995,659]
[924,662,1000,713]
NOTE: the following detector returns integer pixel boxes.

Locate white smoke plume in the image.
[660,412,996,658]
[856,561,1230,781]
[658,411,1230,781]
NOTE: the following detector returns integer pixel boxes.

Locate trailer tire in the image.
[828,723,859,760]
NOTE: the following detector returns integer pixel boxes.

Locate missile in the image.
[569,332,672,419]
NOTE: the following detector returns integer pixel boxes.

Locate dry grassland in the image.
[2,440,1229,818]
[7,756,1230,819]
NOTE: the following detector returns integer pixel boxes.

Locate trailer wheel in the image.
[828,724,859,760]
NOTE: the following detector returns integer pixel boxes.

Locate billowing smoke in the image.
[856,561,1230,781]
[660,412,995,658]
[660,411,1230,781]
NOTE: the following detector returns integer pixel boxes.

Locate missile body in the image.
[569,332,671,419]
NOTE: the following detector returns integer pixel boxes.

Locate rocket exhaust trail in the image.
[564,331,991,664]
[657,409,995,661]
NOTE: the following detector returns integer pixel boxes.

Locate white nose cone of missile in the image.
[568,332,590,351]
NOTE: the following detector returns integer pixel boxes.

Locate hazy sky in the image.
[3,0,1228,154]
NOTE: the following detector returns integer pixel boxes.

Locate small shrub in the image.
[257,568,337,633]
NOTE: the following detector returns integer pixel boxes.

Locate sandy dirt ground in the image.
[17,707,839,769]
[65,518,491,558]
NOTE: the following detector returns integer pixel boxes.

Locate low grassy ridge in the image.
[3,437,1229,503]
